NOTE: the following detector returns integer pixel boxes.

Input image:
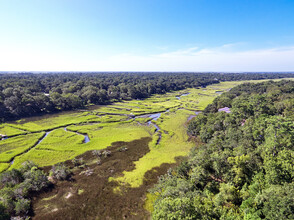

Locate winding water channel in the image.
[9,128,90,166]
[64,127,90,143]
[176,92,190,100]
[5,92,199,167]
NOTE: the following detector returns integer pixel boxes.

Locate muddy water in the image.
[148,121,160,132]
[84,135,90,143]
[33,137,185,220]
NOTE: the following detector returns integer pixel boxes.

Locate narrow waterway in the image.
[9,127,91,166]
[135,111,164,145]
[64,127,90,143]
[10,131,51,165]
[5,92,195,168]
[176,92,191,100]
[187,111,201,121]
[1,135,8,140]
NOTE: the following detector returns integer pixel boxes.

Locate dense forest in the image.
[0,72,293,121]
[150,80,294,219]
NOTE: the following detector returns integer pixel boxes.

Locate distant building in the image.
[218,107,231,113]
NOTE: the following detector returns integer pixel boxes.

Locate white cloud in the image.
[0,44,294,71]
[95,45,294,72]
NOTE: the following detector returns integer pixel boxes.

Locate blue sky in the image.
[1,0,294,71]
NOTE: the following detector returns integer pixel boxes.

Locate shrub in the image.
[0,169,23,187]
[92,150,102,157]
[0,202,9,220]
[0,161,52,218]
[13,182,30,199]
[19,161,37,173]
[50,163,71,181]
[0,194,15,216]
[118,146,128,152]
[23,169,50,192]
[102,150,111,158]
[14,198,30,216]
[72,157,84,167]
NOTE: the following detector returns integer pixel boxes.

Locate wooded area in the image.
[0,72,293,121]
[150,80,294,219]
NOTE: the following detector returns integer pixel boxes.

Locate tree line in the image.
[150,80,294,219]
[0,72,293,121]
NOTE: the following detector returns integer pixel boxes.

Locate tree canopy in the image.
[0,72,293,121]
[150,80,294,219]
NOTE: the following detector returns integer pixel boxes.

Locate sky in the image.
[0,0,294,72]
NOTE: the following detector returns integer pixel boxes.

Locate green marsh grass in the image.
[8,112,101,132]
[0,124,27,136]
[4,79,288,173]
[10,122,152,169]
[11,149,78,169]
[112,109,194,188]
[35,128,85,151]
[0,163,10,173]
[0,132,45,163]
[68,122,153,149]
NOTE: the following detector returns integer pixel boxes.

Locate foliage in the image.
[0,72,293,121]
[14,198,30,216]
[50,163,71,181]
[0,161,50,218]
[72,157,84,167]
[150,80,294,219]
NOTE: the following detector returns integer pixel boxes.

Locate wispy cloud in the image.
[96,44,294,72]
[0,44,294,71]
